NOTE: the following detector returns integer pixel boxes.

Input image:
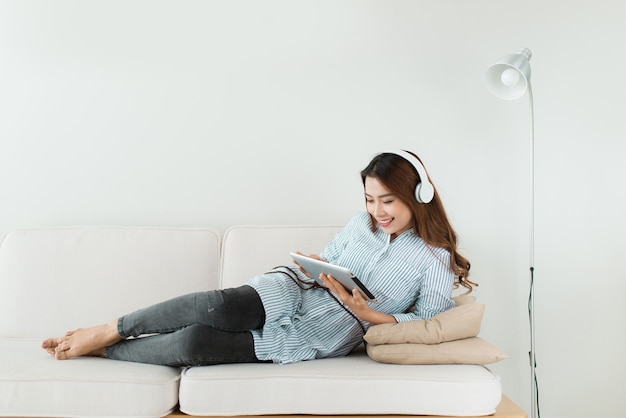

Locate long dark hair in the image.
[360,151,475,292]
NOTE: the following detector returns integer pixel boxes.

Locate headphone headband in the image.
[384,150,435,203]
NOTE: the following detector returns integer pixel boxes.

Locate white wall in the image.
[1,1,625,417]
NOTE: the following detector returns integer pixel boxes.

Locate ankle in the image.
[106,319,122,343]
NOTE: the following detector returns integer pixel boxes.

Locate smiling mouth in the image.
[378,218,393,227]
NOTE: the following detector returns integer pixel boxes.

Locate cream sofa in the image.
[0,225,517,418]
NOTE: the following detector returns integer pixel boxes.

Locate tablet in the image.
[290,252,378,303]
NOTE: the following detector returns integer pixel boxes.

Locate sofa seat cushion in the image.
[0,338,180,418]
[178,347,502,416]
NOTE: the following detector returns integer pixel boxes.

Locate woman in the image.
[42,150,474,366]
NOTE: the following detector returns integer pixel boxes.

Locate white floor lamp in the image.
[485,48,540,418]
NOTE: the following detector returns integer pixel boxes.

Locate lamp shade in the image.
[485,48,532,100]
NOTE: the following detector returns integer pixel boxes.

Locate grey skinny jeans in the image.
[104,285,267,367]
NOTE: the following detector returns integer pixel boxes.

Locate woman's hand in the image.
[320,273,369,312]
[320,273,397,325]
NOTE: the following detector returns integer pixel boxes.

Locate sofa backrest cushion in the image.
[220,225,342,289]
[0,227,220,338]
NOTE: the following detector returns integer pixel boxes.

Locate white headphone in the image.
[384,150,435,203]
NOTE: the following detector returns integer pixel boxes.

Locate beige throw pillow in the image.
[364,303,485,345]
[366,337,508,365]
[364,297,507,365]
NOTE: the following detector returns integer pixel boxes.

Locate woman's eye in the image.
[383,200,394,204]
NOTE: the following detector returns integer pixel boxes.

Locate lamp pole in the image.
[527,81,538,418]
[485,48,539,418]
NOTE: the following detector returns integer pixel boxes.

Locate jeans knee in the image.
[176,324,257,366]
[204,286,265,330]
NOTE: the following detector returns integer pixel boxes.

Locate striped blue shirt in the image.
[247,211,455,364]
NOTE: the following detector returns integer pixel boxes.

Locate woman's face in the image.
[364,176,414,240]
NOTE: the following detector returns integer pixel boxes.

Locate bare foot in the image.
[50,319,122,360]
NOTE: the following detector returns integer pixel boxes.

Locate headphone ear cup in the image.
[417,181,434,203]
[414,184,424,203]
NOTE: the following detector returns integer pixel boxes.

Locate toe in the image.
[54,341,72,360]
[42,338,61,356]
[41,338,57,349]
[55,339,70,353]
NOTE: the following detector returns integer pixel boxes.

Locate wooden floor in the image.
[168,395,527,418]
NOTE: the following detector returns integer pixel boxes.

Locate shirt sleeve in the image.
[391,253,455,322]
